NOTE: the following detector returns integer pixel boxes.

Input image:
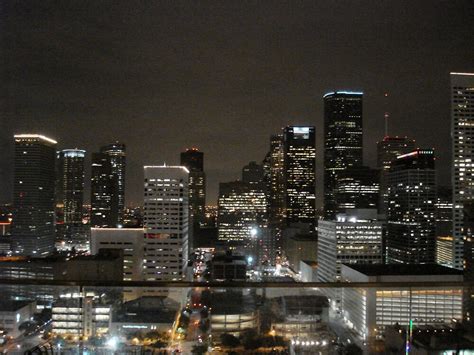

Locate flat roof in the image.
[344,263,462,276]
[0,300,33,312]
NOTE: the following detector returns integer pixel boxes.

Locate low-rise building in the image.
[341,264,463,342]
[211,291,259,336]
[299,260,317,282]
[210,251,247,281]
[110,296,179,337]
[272,295,330,341]
[282,231,317,273]
[0,301,36,339]
[52,293,111,337]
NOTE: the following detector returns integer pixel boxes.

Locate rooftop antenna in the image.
[384,92,389,137]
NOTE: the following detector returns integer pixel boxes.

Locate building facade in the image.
[376,136,416,214]
[386,149,436,264]
[317,209,383,284]
[451,72,474,269]
[100,142,126,226]
[90,153,115,228]
[324,91,363,219]
[341,264,463,341]
[56,149,86,249]
[334,166,380,214]
[12,134,57,256]
[143,166,189,281]
[180,148,206,226]
[283,126,316,225]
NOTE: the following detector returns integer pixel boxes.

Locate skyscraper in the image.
[451,72,474,269]
[90,153,115,228]
[180,148,206,225]
[267,134,285,227]
[143,165,189,281]
[12,134,57,256]
[56,149,86,248]
[283,126,316,225]
[376,136,415,214]
[217,181,267,244]
[386,149,437,264]
[334,166,380,213]
[324,91,363,219]
[242,161,264,186]
[100,142,126,225]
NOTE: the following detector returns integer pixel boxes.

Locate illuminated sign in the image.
[293,127,311,139]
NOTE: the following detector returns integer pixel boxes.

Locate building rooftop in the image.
[344,263,462,276]
[0,300,33,312]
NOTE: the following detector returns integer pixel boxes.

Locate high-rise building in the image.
[90,153,115,228]
[451,72,474,269]
[12,134,57,256]
[180,148,206,225]
[376,136,415,213]
[100,142,126,226]
[56,149,86,248]
[283,126,316,225]
[323,91,363,219]
[386,149,437,264]
[242,161,264,186]
[317,209,383,284]
[217,181,267,244]
[334,166,380,213]
[143,166,189,281]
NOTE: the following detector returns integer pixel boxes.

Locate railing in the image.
[0,280,473,354]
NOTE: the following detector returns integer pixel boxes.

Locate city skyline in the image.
[2,1,473,206]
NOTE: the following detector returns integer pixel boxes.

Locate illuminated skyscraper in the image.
[267,134,285,226]
[283,126,316,225]
[100,142,126,225]
[376,136,415,213]
[143,165,189,281]
[56,149,86,248]
[217,181,267,244]
[334,166,380,213]
[180,148,206,225]
[90,153,115,228]
[12,134,57,256]
[323,91,363,219]
[386,149,436,264]
[451,72,474,269]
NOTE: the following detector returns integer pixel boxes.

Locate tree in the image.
[191,344,208,354]
[151,340,167,348]
[240,328,261,349]
[343,343,363,355]
[220,333,240,348]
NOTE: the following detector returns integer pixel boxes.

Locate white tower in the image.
[451,72,474,269]
[143,165,189,281]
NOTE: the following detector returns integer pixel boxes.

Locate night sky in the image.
[1,1,473,206]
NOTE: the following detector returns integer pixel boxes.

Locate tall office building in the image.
[323,91,363,219]
[56,149,86,248]
[267,134,286,225]
[376,136,415,213]
[242,161,264,185]
[90,153,115,228]
[100,142,126,225]
[317,209,383,283]
[180,148,206,225]
[143,166,189,281]
[283,126,316,225]
[451,72,474,269]
[12,134,57,256]
[334,166,380,213]
[386,149,437,264]
[217,181,267,244]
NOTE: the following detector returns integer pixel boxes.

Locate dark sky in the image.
[1,1,473,206]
